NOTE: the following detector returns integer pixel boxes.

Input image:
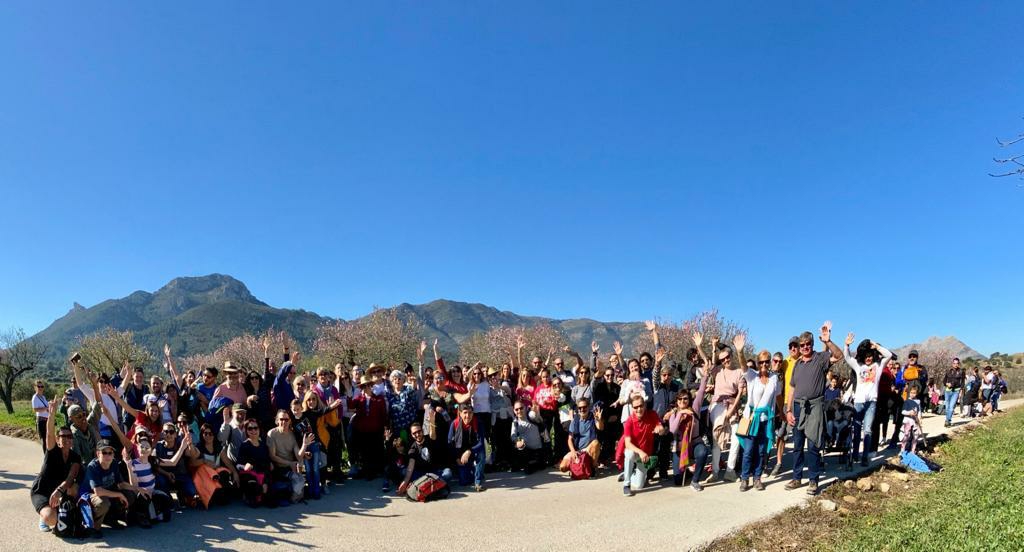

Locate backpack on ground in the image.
[406,473,449,502]
[53,493,85,539]
[569,451,593,480]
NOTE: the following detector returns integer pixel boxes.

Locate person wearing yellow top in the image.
[769,338,800,477]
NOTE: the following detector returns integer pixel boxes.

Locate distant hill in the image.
[391,300,646,357]
[30,274,331,372]
[894,336,986,361]
[28,274,646,375]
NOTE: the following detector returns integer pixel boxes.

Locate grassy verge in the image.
[0,400,39,439]
[707,407,1024,552]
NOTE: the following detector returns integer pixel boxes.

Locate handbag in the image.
[734,412,752,438]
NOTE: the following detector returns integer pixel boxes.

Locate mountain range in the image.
[29,274,646,373]
[27,273,989,376]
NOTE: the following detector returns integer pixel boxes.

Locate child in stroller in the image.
[827,400,856,470]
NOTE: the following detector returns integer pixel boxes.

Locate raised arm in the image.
[417,340,427,380]
[564,346,585,370]
[646,320,661,350]
[45,397,58,450]
[165,344,183,389]
[820,321,843,362]
[100,397,132,450]
[108,387,140,419]
[515,334,525,375]
[590,340,599,372]
[733,333,747,369]
[872,341,893,366]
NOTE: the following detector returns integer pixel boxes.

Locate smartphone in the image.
[69,352,82,364]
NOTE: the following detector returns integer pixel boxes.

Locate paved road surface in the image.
[2,399,1017,552]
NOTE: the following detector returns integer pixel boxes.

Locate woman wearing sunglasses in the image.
[237,419,273,506]
[737,350,781,492]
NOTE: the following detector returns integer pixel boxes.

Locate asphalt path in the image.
[2,399,1018,552]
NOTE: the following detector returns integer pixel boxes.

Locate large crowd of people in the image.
[28,322,1010,538]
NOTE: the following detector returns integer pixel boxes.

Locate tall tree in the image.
[0,328,48,414]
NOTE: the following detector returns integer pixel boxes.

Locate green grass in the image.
[0,400,37,431]
[828,408,1024,551]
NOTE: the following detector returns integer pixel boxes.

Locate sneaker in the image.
[616,473,625,483]
[784,479,802,491]
[690,481,704,492]
[724,469,738,482]
[851,454,860,463]
[474,484,485,493]
[739,479,750,492]
[706,471,721,484]
[754,478,765,491]
[944,422,951,428]
[623,486,633,497]
[381,481,391,493]
[769,463,782,478]
[38,520,51,532]
[806,481,819,495]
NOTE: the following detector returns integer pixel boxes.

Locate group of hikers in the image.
[28,321,1008,538]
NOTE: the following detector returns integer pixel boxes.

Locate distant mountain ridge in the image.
[894,336,986,361]
[29,274,646,373]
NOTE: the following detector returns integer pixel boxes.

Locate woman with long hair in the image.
[737,350,779,491]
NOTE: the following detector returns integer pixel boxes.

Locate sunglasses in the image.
[758,361,770,366]
[58,433,73,439]
[164,428,177,434]
[772,359,782,363]
[246,426,259,431]
[100,450,114,456]
[277,418,290,423]
[799,343,813,348]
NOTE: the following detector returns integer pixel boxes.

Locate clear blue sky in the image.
[2,2,1022,355]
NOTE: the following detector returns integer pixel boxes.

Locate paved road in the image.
[2,400,1017,552]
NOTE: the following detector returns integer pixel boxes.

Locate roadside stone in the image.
[856,477,873,491]
[843,480,854,489]
[893,473,911,482]
[798,501,810,510]
[879,482,891,493]
[819,499,838,512]
[842,495,858,504]
[838,507,852,515]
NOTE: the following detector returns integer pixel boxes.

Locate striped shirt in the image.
[131,459,156,492]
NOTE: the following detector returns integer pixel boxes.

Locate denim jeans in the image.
[740,427,768,480]
[456,449,486,486]
[944,390,959,423]
[691,441,710,484]
[791,401,823,483]
[853,401,876,458]
[304,442,322,499]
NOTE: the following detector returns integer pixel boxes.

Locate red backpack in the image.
[406,473,450,502]
[569,451,593,480]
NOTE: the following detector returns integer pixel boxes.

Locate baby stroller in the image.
[828,402,856,470]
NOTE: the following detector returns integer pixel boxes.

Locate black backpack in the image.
[53,493,85,539]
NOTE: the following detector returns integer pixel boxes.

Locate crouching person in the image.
[81,440,137,537]
[559,398,603,476]
[30,399,81,533]
[510,401,547,474]
[620,395,665,496]
[268,409,314,504]
[448,404,486,492]
[398,422,452,495]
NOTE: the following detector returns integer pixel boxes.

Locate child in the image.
[123,435,173,525]
[382,430,408,492]
[298,393,326,499]
[899,387,923,453]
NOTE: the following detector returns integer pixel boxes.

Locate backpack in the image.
[405,473,449,502]
[569,451,593,480]
[53,493,85,539]
[999,379,1008,394]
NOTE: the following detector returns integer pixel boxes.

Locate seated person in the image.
[559,398,604,474]
[154,421,200,508]
[398,422,452,495]
[382,428,408,493]
[30,399,81,533]
[80,439,137,537]
[267,409,314,504]
[237,419,273,506]
[510,401,548,474]
[447,404,486,492]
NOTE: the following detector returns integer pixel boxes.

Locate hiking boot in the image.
[806,481,819,495]
[739,479,750,492]
[754,478,766,491]
[724,469,738,482]
[769,463,782,478]
[784,479,802,491]
[623,486,633,497]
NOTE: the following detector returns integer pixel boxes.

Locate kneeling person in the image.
[559,399,604,475]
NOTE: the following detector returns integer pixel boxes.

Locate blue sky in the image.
[2,2,1022,355]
